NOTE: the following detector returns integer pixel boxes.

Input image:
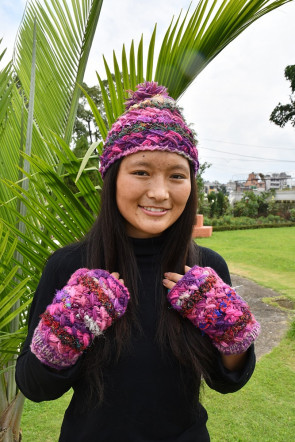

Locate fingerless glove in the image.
[167,266,260,355]
[31,268,130,369]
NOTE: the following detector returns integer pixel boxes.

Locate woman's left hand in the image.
[164,265,252,371]
[163,266,191,290]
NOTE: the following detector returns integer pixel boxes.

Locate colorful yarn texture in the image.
[31,268,130,369]
[167,266,260,355]
[99,81,199,178]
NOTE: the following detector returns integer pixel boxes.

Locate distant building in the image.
[226,180,236,192]
[264,172,292,190]
[226,171,295,204]
[204,181,220,194]
[244,172,266,190]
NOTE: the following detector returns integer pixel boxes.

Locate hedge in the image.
[211,223,295,232]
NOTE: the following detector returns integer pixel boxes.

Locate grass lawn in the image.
[197,227,295,300]
[204,337,295,441]
[20,228,295,441]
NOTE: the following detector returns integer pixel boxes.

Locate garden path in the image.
[231,274,291,360]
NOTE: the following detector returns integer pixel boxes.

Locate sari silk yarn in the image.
[31,269,130,369]
[167,266,260,355]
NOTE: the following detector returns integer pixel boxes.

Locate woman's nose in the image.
[146,179,169,200]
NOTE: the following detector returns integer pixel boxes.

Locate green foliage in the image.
[204,214,289,228]
[203,191,229,218]
[196,161,211,212]
[73,79,117,146]
[81,0,293,142]
[233,190,276,218]
[289,208,295,222]
[0,137,99,366]
[154,0,293,99]
[270,64,295,128]
[0,223,30,367]
[212,222,295,231]
[0,0,104,358]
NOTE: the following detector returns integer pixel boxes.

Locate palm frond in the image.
[0,223,31,364]
[154,0,292,99]
[85,0,291,141]
[0,0,104,227]
[13,0,104,144]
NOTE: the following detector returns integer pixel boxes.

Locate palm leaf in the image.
[0,223,32,364]
[13,0,104,145]
[85,0,291,143]
[155,0,292,99]
[1,138,98,260]
[0,0,104,227]
[0,132,99,363]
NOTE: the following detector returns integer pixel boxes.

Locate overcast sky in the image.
[1,0,295,183]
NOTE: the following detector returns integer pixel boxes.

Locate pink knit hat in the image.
[99,82,199,178]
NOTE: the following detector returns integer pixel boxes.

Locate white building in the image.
[264,172,292,190]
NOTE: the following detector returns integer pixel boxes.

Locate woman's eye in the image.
[132,170,148,176]
[171,174,186,179]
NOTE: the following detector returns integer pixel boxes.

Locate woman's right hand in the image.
[111,271,125,286]
[30,268,130,370]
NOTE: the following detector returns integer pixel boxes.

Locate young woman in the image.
[16,82,260,441]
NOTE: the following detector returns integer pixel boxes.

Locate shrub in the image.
[289,209,295,222]
[200,214,294,231]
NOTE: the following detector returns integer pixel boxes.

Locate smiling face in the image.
[116,151,191,238]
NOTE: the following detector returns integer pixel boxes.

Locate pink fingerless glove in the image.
[167,266,260,355]
[31,268,130,369]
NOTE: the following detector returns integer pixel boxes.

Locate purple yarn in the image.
[31,268,130,369]
[167,266,260,355]
[125,82,169,109]
[99,81,199,179]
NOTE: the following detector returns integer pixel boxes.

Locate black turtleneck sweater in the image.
[16,238,255,442]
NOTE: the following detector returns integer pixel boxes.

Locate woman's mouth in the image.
[139,206,169,215]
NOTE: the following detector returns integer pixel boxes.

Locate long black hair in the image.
[82,158,217,403]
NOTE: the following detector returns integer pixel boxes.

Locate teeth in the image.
[143,207,165,212]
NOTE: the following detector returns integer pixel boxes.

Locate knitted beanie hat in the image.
[99,81,199,178]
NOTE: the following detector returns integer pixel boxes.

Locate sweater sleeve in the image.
[197,244,256,393]
[15,246,85,402]
[206,345,256,394]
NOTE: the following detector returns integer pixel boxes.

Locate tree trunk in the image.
[0,391,25,442]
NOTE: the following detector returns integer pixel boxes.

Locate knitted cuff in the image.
[31,268,130,369]
[167,266,260,355]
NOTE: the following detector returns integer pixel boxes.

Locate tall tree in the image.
[73,82,108,146]
[270,65,295,127]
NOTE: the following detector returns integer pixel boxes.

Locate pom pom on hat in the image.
[124,82,169,110]
[99,81,199,178]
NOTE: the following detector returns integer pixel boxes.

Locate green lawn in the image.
[204,337,295,441]
[197,227,295,300]
[21,227,295,441]
[199,227,295,441]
